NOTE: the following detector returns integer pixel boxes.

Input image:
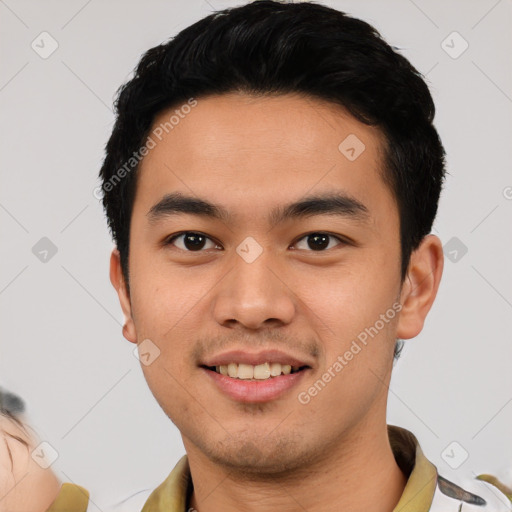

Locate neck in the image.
[186,420,408,512]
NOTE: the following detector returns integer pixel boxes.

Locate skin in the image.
[0,415,61,512]
[110,92,444,512]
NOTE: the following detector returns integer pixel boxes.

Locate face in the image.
[0,415,61,511]
[111,92,442,474]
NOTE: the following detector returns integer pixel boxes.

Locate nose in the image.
[211,245,296,330]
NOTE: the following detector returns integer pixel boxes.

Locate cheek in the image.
[140,351,190,420]
[130,261,210,340]
[298,262,398,337]
[298,262,399,401]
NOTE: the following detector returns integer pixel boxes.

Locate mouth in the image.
[201,362,310,381]
[200,352,313,403]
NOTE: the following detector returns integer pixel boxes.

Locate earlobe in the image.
[396,235,444,340]
[109,248,137,344]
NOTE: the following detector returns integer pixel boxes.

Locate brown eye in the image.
[293,232,345,251]
[166,232,220,252]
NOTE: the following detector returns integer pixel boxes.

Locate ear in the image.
[396,234,444,340]
[109,248,137,344]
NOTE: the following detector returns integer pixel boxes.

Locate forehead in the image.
[133,93,396,227]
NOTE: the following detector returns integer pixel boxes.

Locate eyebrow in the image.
[147,191,371,227]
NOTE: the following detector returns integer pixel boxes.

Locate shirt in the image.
[46,424,512,512]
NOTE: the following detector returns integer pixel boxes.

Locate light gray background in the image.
[1,0,511,507]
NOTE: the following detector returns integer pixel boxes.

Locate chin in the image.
[199,435,316,479]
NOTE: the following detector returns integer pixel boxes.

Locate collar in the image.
[46,483,89,512]
[141,424,438,512]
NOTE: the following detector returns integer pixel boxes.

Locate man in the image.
[42,1,511,511]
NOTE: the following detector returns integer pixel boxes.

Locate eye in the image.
[164,231,348,253]
[292,232,346,251]
[165,231,221,252]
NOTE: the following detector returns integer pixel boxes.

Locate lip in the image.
[201,349,313,368]
[202,366,310,403]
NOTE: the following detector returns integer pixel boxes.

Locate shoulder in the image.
[45,483,90,512]
[430,473,512,511]
[101,489,153,512]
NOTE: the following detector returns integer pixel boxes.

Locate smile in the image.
[201,364,311,403]
[207,362,306,380]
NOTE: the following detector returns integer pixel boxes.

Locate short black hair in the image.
[98,0,446,310]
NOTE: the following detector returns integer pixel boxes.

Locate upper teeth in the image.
[215,362,298,380]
